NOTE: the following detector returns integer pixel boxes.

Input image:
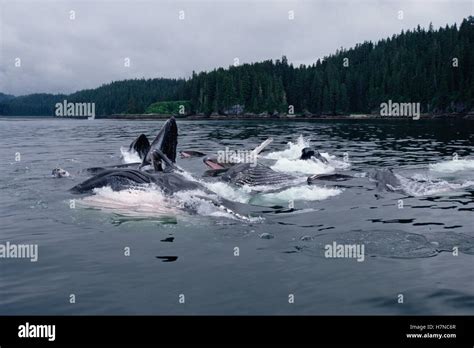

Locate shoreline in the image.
[98,113,474,121]
[2,113,474,121]
[103,112,474,120]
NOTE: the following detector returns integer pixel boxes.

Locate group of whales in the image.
[56,117,453,206]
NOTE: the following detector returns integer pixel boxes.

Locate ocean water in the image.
[0,117,473,315]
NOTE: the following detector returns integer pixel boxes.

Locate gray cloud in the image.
[0,0,471,95]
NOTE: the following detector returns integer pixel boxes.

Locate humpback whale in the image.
[220,163,297,187]
[202,154,299,187]
[73,117,184,194]
[71,166,251,219]
[70,117,252,219]
[202,144,333,186]
[300,147,329,164]
[71,168,203,195]
[368,168,473,196]
[140,116,178,170]
[85,117,178,174]
[52,168,70,178]
[370,169,403,192]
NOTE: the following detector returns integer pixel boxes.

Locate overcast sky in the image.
[0,0,471,96]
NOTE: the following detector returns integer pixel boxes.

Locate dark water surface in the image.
[1,118,473,314]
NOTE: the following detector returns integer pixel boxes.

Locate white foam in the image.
[257,185,342,205]
[322,153,351,170]
[204,181,251,203]
[270,158,335,175]
[429,159,474,173]
[120,147,142,164]
[173,189,261,222]
[80,181,258,221]
[263,135,350,175]
[80,185,178,217]
[396,174,474,197]
[263,135,309,160]
[173,171,338,213]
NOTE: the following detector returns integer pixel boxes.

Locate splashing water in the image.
[251,185,343,206]
[204,181,252,203]
[396,173,474,197]
[79,184,260,222]
[264,135,350,175]
[120,147,141,164]
[79,185,178,217]
[429,159,474,173]
[271,158,335,175]
[263,135,309,160]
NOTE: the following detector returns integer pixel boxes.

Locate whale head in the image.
[142,117,178,170]
[52,168,70,178]
[370,169,402,192]
[300,147,328,164]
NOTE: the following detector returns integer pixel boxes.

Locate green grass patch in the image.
[145,100,191,115]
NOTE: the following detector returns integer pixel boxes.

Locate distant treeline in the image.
[0,79,186,116]
[1,17,473,116]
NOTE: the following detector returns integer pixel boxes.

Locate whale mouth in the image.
[204,159,225,170]
[129,134,150,160]
[203,155,235,170]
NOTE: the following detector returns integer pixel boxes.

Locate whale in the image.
[300,147,329,164]
[368,168,474,196]
[70,117,252,219]
[218,162,297,187]
[73,117,186,194]
[71,168,203,195]
[202,145,332,186]
[52,168,70,178]
[140,116,178,170]
[85,117,178,174]
[370,169,403,192]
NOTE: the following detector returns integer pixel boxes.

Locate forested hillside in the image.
[1,17,472,116]
[0,79,185,116]
[183,17,473,115]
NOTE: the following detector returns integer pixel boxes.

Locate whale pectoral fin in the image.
[251,138,273,156]
[193,195,251,221]
[307,173,352,184]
